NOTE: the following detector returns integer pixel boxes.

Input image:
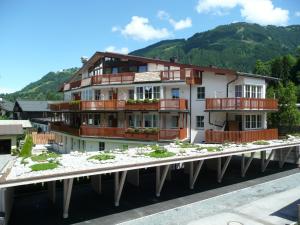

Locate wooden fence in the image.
[31,132,55,145]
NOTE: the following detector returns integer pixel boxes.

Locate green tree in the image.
[269,82,300,131]
[253,60,271,75]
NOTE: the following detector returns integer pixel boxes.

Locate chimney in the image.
[80,56,88,64]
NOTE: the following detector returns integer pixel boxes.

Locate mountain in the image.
[130,22,300,72]
[0,68,78,101]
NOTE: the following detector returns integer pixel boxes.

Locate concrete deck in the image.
[121,170,300,225]
[0,155,13,173]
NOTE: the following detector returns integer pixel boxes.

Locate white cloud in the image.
[111,26,119,32]
[105,46,129,54]
[157,10,192,30]
[119,16,170,41]
[295,11,300,17]
[0,87,15,94]
[169,17,192,30]
[157,10,170,20]
[196,0,289,26]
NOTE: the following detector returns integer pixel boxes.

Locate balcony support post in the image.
[63,178,73,219]
[217,156,232,183]
[156,165,170,197]
[48,181,56,204]
[114,171,127,207]
[91,175,102,194]
[279,147,293,168]
[189,160,204,189]
[261,149,274,172]
[241,152,255,178]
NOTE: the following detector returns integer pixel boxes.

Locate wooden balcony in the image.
[92,72,135,85]
[50,99,188,111]
[160,69,202,85]
[205,98,278,111]
[80,126,125,138]
[205,128,278,143]
[50,122,80,136]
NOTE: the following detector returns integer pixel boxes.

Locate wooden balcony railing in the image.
[205,128,278,143]
[91,72,135,85]
[159,99,188,110]
[50,122,80,136]
[50,99,189,111]
[160,69,202,84]
[205,98,278,111]
[80,126,125,138]
[159,128,187,140]
[81,100,126,110]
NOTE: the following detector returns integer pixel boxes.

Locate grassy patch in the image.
[197,146,222,152]
[31,152,60,162]
[88,153,115,161]
[19,135,33,157]
[147,145,175,158]
[252,140,270,145]
[30,162,58,171]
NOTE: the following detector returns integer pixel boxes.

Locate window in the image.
[257,86,262,98]
[112,67,118,74]
[145,86,152,99]
[108,90,113,100]
[94,114,101,125]
[88,114,93,125]
[196,116,204,129]
[129,66,138,72]
[138,65,147,73]
[99,142,105,151]
[144,114,158,128]
[245,85,251,98]
[128,115,134,127]
[153,86,160,99]
[95,90,101,100]
[171,88,180,99]
[128,89,134,99]
[245,115,262,129]
[135,114,142,127]
[136,87,143,99]
[197,87,205,99]
[251,86,256,98]
[235,85,243,98]
[171,116,179,128]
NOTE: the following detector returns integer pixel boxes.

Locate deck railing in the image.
[205,128,278,143]
[50,99,188,111]
[50,122,80,136]
[91,72,135,85]
[205,98,278,111]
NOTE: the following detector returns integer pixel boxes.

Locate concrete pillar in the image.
[91,175,102,194]
[0,188,14,225]
[127,170,139,187]
[48,181,56,203]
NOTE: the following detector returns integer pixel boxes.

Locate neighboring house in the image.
[0,98,14,119]
[49,51,278,153]
[13,100,56,132]
[0,124,23,154]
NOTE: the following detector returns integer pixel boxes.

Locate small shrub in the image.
[126,128,134,133]
[252,140,270,145]
[88,153,115,161]
[151,98,159,103]
[180,142,196,148]
[70,100,80,105]
[143,98,151,103]
[30,162,58,171]
[31,152,60,162]
[147,150,175,158]
[127,99,135,104]
[19,135,33,157]
[197,146,222,152]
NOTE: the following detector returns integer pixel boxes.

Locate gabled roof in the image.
[15,100,51,112]
[0,124,23,135]
[0,99,14,112]
[70,51,236,82]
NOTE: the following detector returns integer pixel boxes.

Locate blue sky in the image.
[0,0,300,93]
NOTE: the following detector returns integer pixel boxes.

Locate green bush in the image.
[19,135,33,157]
[252,140,270,145]
[127,99,135,104]
[30,162,58,171]
[31,152,60,162]
[197,146,222,152]
[88,153,115,161]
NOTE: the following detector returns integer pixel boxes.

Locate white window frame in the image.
[244,114,262,129]
[196,116,205,129]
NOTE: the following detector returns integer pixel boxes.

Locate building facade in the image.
[50,52,278,153]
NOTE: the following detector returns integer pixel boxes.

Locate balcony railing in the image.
[205,98,278,111]
[51,124,188,141]
[205,128,278,143]
[50,99,188,111]
[92,72,135,85]
[51,122,80,136]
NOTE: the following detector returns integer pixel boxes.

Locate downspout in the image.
[189,83,192,143]
[208,72,239,128]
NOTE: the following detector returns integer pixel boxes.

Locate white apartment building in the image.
[50,52,278,153]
